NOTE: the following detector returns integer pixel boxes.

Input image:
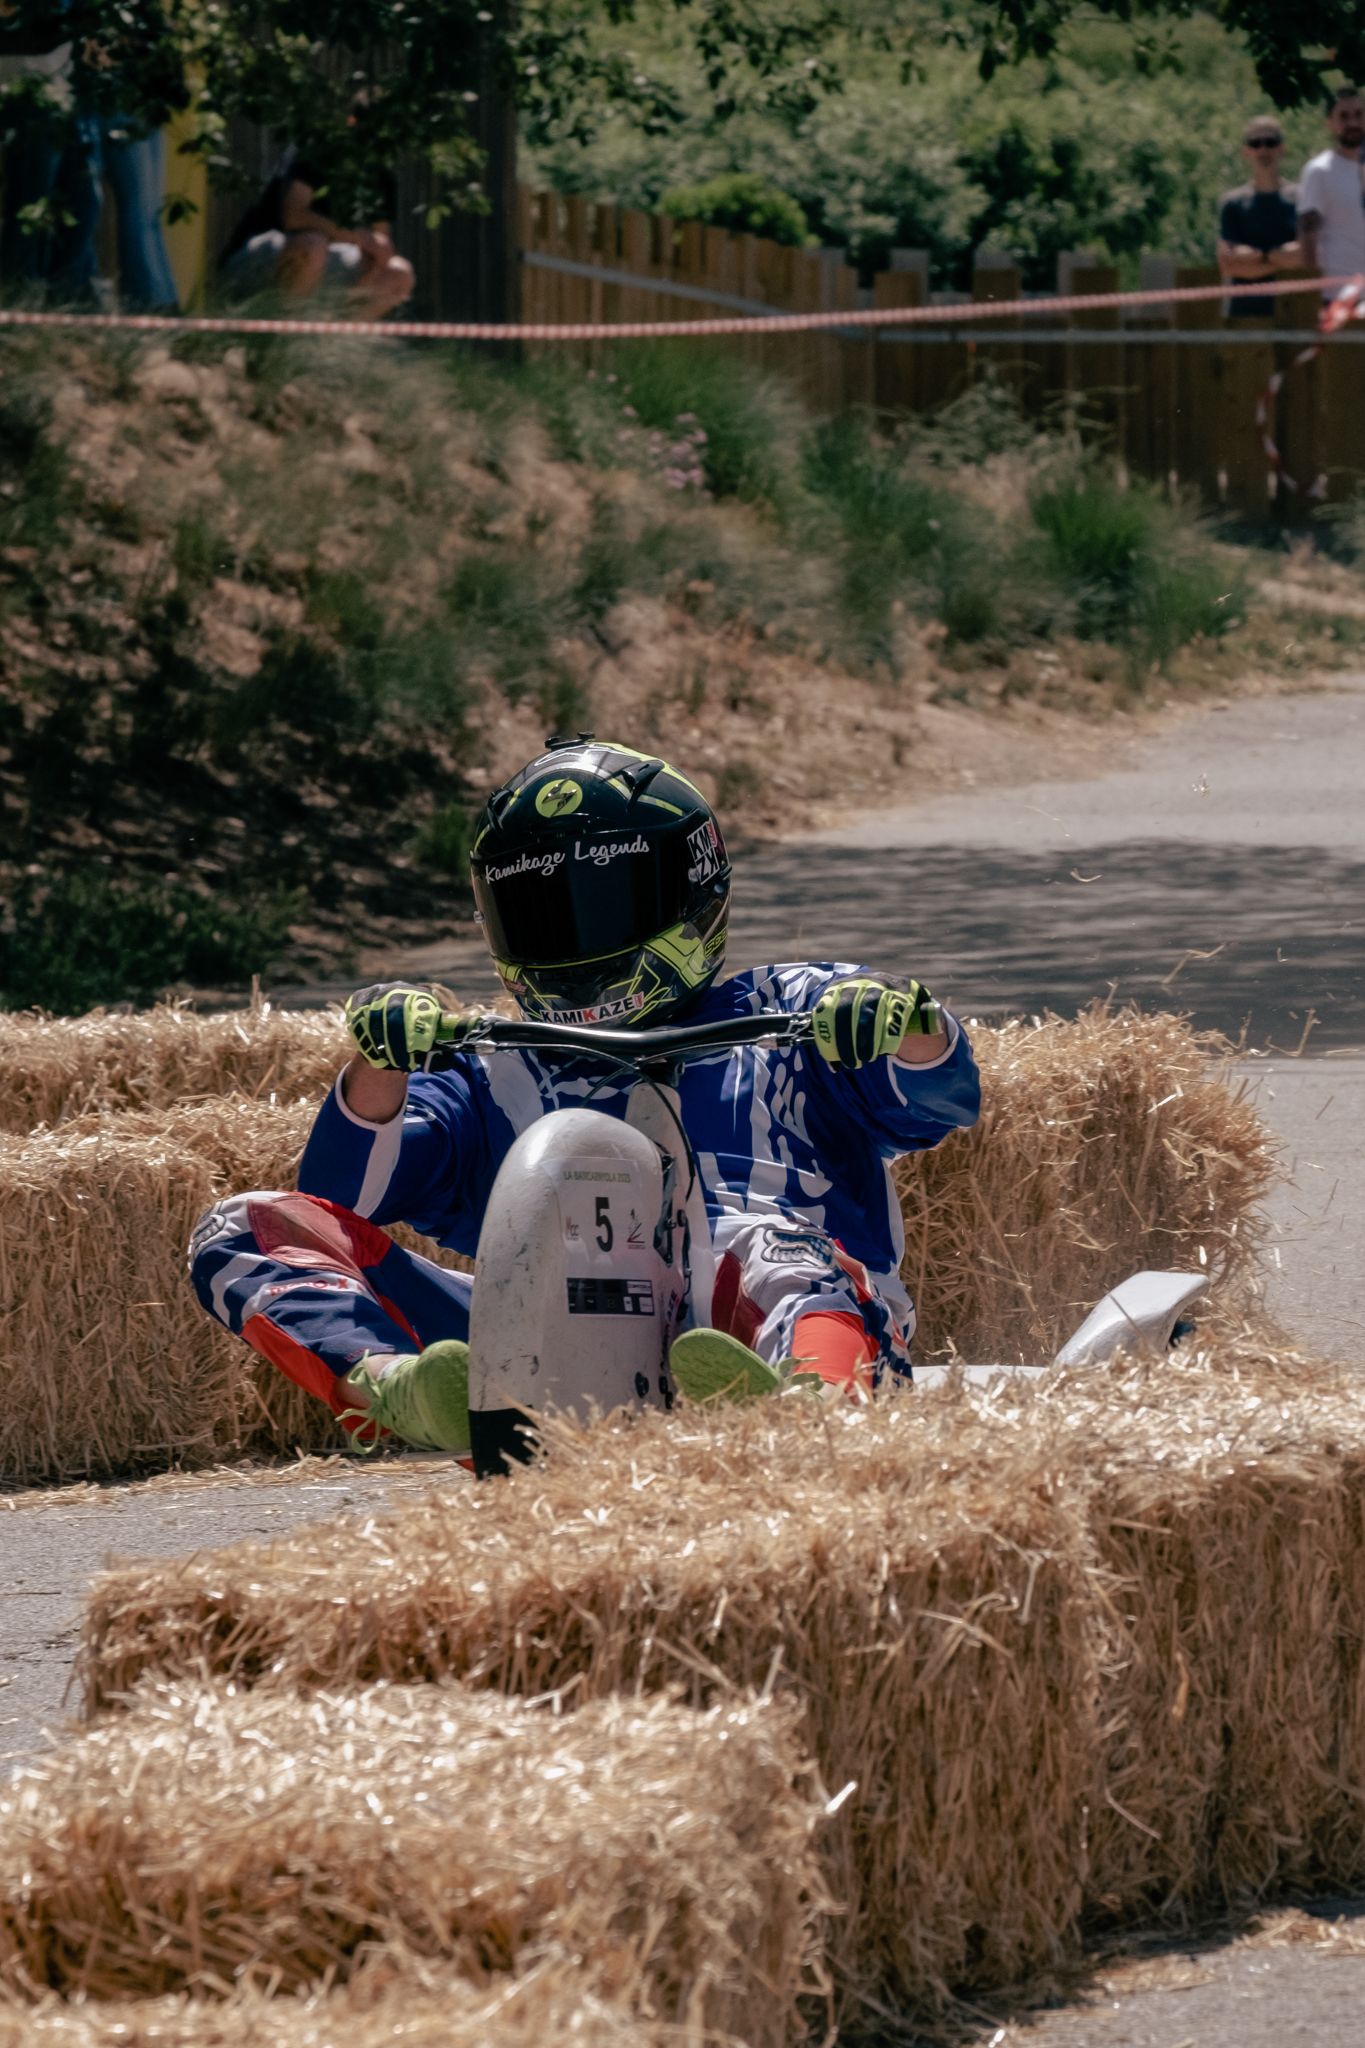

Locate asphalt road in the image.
[4,673,1363,2042]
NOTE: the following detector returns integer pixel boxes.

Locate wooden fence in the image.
[516,189,1364,521]
[178,158,1364,521]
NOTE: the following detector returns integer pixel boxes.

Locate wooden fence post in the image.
[1127,255,1176,489]
[1272,278,1324,518]
[1172,264,1224,505]
[1218,276,1276,520]
[1065,258,1123,455]
[872,266,921,417]
[618,207,652,332]
[972,250,1022,405]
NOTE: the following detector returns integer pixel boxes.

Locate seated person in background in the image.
[1217,115,1300,316]
[220,141,413,316]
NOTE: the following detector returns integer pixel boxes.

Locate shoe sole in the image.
[670,1329,782,1404]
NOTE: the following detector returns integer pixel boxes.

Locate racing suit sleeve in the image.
[808,1010,981,1157]
[297,1062,493,1242]
[767,962,981,1159]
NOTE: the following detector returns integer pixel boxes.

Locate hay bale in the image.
[0,1683,823,2046]
[0,1962,664,2046]
[79,1396,1102,2018]
[0,1100,331,1481]
[0,1001,345,1137]
[903,1006,1273,1361]
[1044,1352,1365,1920]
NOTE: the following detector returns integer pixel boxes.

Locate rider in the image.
[189,736,981,1457]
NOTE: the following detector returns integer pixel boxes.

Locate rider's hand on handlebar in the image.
[810,977,943,1069]
[344,984,482,1073]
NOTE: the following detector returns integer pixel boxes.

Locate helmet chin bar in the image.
[496,918,729,1030]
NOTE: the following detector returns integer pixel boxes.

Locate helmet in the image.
[470,735,731,1025]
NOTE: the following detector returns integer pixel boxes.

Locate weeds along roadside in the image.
[0,326,1347,1012]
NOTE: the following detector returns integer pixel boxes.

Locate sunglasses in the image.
[1247,137,1283,149]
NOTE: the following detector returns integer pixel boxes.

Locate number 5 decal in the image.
[595,1195,613,1251]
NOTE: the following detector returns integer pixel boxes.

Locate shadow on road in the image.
[275,836,1364,1056]
[727,837,1365,1053]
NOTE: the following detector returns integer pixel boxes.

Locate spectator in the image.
[0,1,71,290]
[1217,117,1301,317]
[1297,86,1365,295]
[54,103,180,313]
[220,141,413,317]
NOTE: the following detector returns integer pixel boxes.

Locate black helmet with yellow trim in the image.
[470,735,731,1025]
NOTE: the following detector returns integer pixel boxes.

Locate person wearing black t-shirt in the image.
[1217,116,1301,317]
[220,142,413,316]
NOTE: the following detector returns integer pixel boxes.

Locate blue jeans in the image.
[55,114,179,311]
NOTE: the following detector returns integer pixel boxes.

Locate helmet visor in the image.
[474,822,727,967]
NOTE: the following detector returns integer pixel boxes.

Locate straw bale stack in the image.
[0,1099,332,1480]
[0,1969,661,2047]
[0,1001,345,1137]
[0,1682,823,2046]
[901,1005,1272,1361]
[77,1357,1365,2019]
[80,1395,1102,2015]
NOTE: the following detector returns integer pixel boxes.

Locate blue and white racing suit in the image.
[189,964,980,1422]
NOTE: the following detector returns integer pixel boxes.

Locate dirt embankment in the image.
[2,331,1359,993]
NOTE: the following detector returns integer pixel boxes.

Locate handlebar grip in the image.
[434,1009,496,1043]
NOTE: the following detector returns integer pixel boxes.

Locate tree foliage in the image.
[659,169,812,245]
[1,0,1360,233]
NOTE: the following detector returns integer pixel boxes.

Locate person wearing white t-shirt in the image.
[1298,87,1365,295]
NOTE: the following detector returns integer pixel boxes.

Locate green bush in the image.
[803,416,1001,654]
[659,172,810,248]
[410,799,473,877]
[0,872,300,1014]
[911,371,1044,469]
[1029,464,1243,662]
[603,343,803,509]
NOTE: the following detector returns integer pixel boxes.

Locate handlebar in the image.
[450,1010,813,1065]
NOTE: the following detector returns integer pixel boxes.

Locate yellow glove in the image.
[344,983,478,1072]
[810,977,942,1068]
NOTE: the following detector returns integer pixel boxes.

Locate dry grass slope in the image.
[0,1003,1273,1483]
[75,1353,1365,2026]
[0,1685,823,2046]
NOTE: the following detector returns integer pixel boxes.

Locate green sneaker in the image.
[341,1339,470,1453]
[669,1328,787,1404]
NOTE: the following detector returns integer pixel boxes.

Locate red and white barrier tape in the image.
[4,267,1359,506]
[1255,280,1365,498]
[0,271,1358,344]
